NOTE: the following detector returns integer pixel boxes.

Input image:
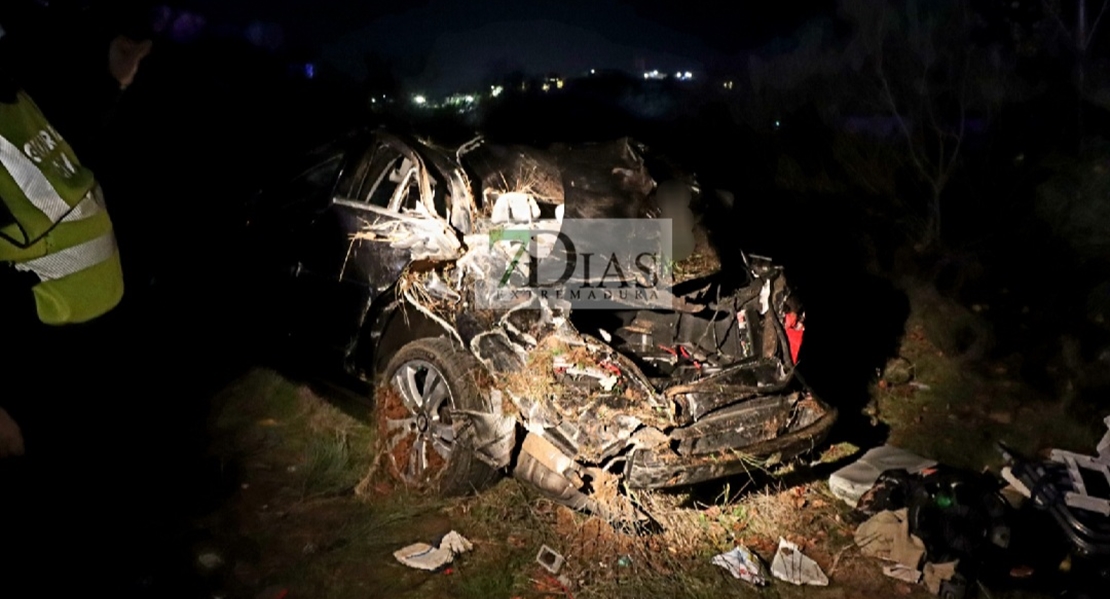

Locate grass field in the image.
[189,321,1103,599]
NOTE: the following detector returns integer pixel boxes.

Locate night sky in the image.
[180,0,834,94]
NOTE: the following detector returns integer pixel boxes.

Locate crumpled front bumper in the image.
[624,393,837,489]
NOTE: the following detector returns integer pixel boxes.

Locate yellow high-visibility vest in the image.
[0,90,123,324]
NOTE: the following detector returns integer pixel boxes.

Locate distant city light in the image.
[556,79,564,89]
[675,71,693,81]
[774,120,782,129]
[643,69,666,80]
[303,63,315,79]
[684,71,693,79]
[542,83,551,92]
[491,85,503,97]
[723,80,734,90]
[590,69,596,75]
[413,95,427,105]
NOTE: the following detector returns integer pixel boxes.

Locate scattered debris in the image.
[196,552,224,571]
[711,545,768,586]
[536,545,566,574]
[923,560,959,595]
[988,411,1013,425]
[882,563,922,584]
[770,537,828,586]
[1000,417,1110,597]
[393,530,474,571]
[531,573,575,599]
[1047,414,1110,515]
[881,357,915,385]
[855,509,927,570]
[829,445,937,507]
[253,587,288,599]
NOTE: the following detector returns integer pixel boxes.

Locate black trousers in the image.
[0,292,194,597]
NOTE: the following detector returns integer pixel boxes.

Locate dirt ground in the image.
[188,323,1103,599]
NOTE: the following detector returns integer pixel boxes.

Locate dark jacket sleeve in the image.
[0,265,44,424]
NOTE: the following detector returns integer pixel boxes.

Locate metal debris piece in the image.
[1049,414,1110,515]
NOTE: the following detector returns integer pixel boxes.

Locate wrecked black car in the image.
[242,128,836,522]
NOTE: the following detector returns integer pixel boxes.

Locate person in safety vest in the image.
[0,3,151,459]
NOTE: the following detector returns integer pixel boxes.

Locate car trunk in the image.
[570,259,806,425]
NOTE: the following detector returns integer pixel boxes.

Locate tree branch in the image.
[945,53,971,183]
[878,55,930,182]
[1043,0,1074,39]
[1084,0,1110,50]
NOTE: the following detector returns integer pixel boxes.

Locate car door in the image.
[289,134,461,369]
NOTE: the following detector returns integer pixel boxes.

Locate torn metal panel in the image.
[470,329,528,373]
[349,204,462,263]
[625,401,837,489]
[412,136,480,235]
[454,398,517,469]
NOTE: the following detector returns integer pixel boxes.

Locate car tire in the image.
[375,337,501,496]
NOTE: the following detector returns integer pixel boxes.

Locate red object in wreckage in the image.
[784,312,804,364]
[600,361,622,376]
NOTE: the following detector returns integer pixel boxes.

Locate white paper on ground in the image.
[393,530,474,571]
[711,545,768,586]
[770,537,829,586]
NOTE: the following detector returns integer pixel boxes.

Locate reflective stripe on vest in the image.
[60,185,104,223]
[0,131,71,223]
[13,229,117,281]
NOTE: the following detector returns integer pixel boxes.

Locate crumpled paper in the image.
[924,560,959,594]
[393,530,474,571]
[855,508,927,569]
[711,545,768,586]
[770,537,829,586]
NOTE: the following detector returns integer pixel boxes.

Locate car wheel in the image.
[376,337,501,496]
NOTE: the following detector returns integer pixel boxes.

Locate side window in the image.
[265,153,342,213]
[332,139,433,215]
[303,155,343,188]
[394,166,422,212]
[335,142,405,207]
[366,155,404,207]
